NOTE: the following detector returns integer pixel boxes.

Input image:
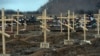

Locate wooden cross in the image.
[80,14,92,45]
[58,11,75,39]
[58,10,75,45]
[12,9,23,35]
[57,12,76,33]
[79,14,88,40]
[94,10,100,38]
[0,8,10,56]
[38,9,53,48]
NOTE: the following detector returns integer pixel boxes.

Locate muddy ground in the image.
[0,24,100,56]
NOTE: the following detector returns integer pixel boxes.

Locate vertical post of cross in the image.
[60,13,63,33]
[41,11,44,33]
[0,8,11,56]
[95,10,100,38]
[2,8,6,56]
[97,10,100,35]
[24,16,27,30]
[72,12,75,31]
[43,9,47,43]
[68,10,70,40]
[84,14,86,41]
[16,9,19,35]
[11,16,13,33]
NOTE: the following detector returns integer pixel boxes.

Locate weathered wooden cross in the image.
[58,10,75,45]
[38,9,53,48]
[80,14,92,45]
[95,10,100,38]
[12,9,23,35]
[0,8,10,56]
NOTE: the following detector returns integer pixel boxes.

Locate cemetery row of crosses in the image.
[0,8,100,56]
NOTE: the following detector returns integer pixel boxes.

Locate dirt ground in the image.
[0,24,100,56]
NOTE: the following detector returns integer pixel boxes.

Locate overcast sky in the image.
[0,0,48,11]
